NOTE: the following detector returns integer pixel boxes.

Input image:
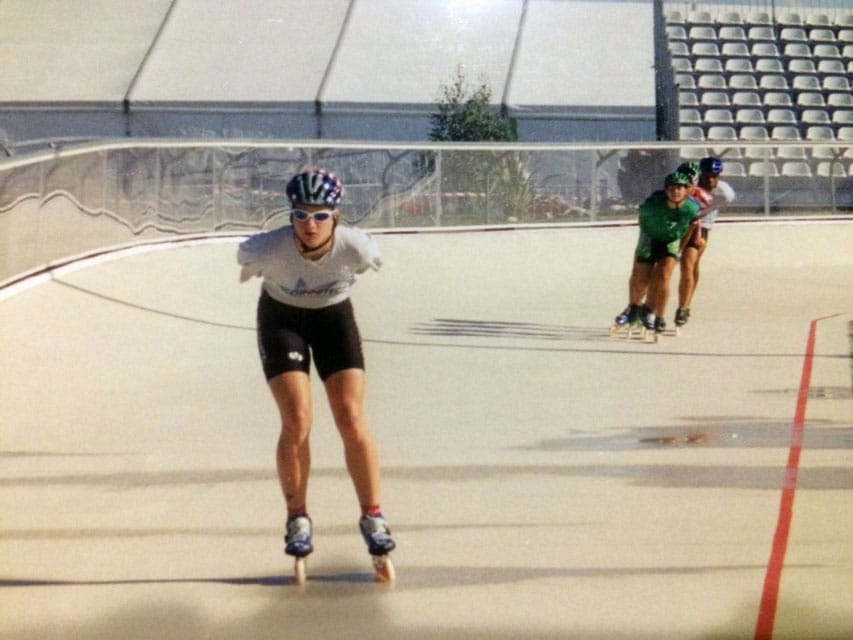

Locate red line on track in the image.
[753,320,818,640]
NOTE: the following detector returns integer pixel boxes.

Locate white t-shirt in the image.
[237,225,382,308]
[700,179,736,229]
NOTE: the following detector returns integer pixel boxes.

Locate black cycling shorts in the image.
[256,290,364,381]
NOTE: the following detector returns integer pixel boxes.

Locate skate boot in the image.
[284,515,314,558]
[654,316,667,334]
[643,311,657,332]
[674,307,690,327]
[614,304,639,326]
[359,514,396,556]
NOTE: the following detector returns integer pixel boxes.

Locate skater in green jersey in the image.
[612,171,699,334]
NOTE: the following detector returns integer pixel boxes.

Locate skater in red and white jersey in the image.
[237,169,395,563]
[674,156,736,327]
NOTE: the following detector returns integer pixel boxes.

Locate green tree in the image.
[429,70,516,142]
[429,70,529,222]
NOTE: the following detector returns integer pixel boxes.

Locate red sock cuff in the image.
[361,504,382,517]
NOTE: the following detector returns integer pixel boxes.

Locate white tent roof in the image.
[0,0,657,142]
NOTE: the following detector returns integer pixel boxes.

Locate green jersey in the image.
[638,191,699,243]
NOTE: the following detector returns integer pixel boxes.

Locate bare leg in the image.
[678,246,699,309]
[650,257,678,318]
[685,242,707,308]
[268,371,313,512]
[324,368,381,509]
[629,261,652,306]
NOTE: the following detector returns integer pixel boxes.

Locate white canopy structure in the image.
[0,0,657,145]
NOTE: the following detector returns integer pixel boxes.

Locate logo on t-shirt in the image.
[281,277,351,298]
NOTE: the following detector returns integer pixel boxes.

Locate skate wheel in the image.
[294,557,306,587]
[372,555,395,584]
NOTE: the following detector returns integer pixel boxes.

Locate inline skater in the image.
[613,171,699,335]
[237,169,396,574]
[675,156,736,326]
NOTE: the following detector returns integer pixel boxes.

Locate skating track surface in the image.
[1,220,851,639]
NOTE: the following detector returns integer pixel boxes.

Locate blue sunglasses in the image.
[292,209,334,222]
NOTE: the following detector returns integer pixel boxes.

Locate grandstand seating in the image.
[669,6,853,180]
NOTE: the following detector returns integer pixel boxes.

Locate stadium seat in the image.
[776,146,807,162]
[669,41,690,57]
[754,58,785,75]
[751,42,781,59]
[679,109,702,125]
[719,26,747,42]
[694,58,723,74]
[746,12,773,27]
[729,74,758,91]
[667,25,688,41]
[747,26,776,43]
[735,108,766,127]
[822,76,851,92]
[779,27,808,43]
[837,30,853,45]
[787,59,817,75]
[778,13,804,28]
[672,58,693,73]
[767,109,798,125]
[706,125,738,142]
[698,74,727,91]
[711,146,743,160]
[676,74,696,90]
[836,14,853,29]
[723,161,747,176]
[816,60,846,77]
[815,161,846,177]
[832,111,853,126]
[704,109,735,126]
[691,42,721,59]
[679,146,708,161]
[679,126,705,141]
[731,91,762,108]
[666,10,685,25]
[749,160,780,176]
[718,12,744,27]
[811,143,841,161]
[740,125,771,141]
[783,43,812,59]
[772,126,802,141]
[806,13,833,29]
[805,125,836,141]
[725,59,754,76]
[744,145,774,161]
[780,161,812,177]
[841,45,853,60]
[808,29,836,45]
[679,90,700,107]
[813,44,841,59]
[791,75,821,93]
[801,109,832,126]
[720,42,751,59]
[688,26,717,42]
[796,92,826,109]
[765,92,794,109]
[759,75,790,93]
[827,93,853,109]
[700,91,731,109]
[687,10,715,26]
